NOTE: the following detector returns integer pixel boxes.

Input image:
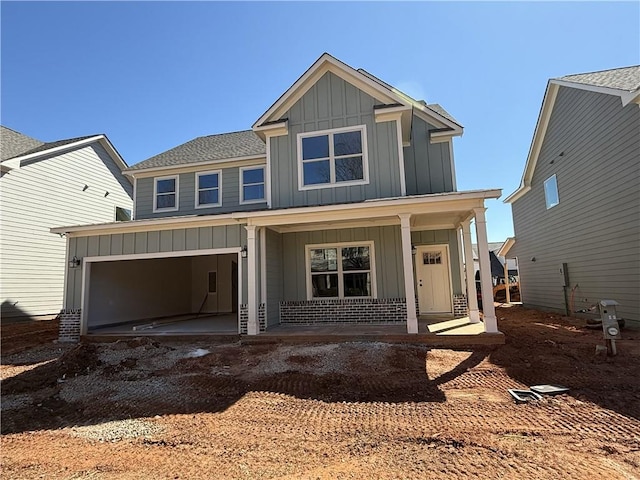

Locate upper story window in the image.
[240,166,265,204]
[297,125,369,190]
[544,174,559,209]
[115,206,132,222]
[154,175,178,212]
[196,171,222,208]
[306,242,375,299]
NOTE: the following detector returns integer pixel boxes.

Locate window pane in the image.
[310,248,337,272]
[199,189,219,205]
[115,207,131,222]
[334,131,362,156]
[342,246,370,271]
[208,271,217,293]
[344,273,371,297]
[243,168,264,184]
[335,156,363,182]
[157,178,175,194]
[302,135,329,160]
[199,173,219,189]
[312,274,339,297]
[303,160,330,185]
[157,193,175,209]
[243,184,265,201]
[544,175,559,209]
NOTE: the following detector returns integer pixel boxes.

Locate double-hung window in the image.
[307,242,375,299]
[196,171,222,208]
[154,175,178,212]
[240,166,265,203]
[544,174,559,209]
[298,125,368,190]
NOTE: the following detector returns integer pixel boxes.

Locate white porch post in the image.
[474,208,498,333]
[246,225,259,335]
[461,220,480,323]
[399,214,418,334]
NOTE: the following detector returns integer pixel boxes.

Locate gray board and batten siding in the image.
[135,165,267,220]
[404,115,455,195]
[64,224,248,310]
[278,226,463,303]
[511,86,640,323]
[269,71,403,209]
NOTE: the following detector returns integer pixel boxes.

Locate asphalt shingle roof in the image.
[0,126,44,161]
[558,66,640,92]
[129,130,266,171]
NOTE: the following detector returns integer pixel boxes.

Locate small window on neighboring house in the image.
[240,166,265,203]
[544,174,559,209]
[208,271,217,294]
[154,176,178,212]
[298,125,368,190]
[115,207,131,222]
[196,171,222,208]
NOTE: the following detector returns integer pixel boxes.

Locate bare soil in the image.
[2,306,639,479]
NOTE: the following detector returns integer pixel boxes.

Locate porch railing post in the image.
[399,214,418,334]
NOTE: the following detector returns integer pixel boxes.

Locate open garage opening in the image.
[85,253,239,335]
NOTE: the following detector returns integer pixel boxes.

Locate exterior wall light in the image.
[411,245,417,255]
[241,246,248,258]
[68,256,81,268]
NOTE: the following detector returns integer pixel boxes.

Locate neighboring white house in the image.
[471,242,518,282]
[1,126,133,320]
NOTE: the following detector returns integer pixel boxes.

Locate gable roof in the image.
[253,53,463,136]
[0,129,130,176]
[126,130,265,172]
[1,126,44,161]
[505,66,640,204]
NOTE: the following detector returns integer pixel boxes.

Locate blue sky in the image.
[2,1,639,241]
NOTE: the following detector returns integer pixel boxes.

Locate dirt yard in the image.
[2,306,639,479]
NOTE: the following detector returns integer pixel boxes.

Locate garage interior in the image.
[86,253,238,334]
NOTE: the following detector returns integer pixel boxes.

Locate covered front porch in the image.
[241,189,502,337]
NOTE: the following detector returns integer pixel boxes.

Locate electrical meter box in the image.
[599,300,622,340]
[559,263,569,287]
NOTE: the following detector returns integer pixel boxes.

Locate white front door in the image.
[415,245,452,314]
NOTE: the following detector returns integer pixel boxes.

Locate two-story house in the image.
[1,126,133,320]
[51,54,501,341]
[504,66,639,325]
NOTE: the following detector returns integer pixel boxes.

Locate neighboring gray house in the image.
[1,127,133,319]
[51,53,502,341]
[504,66,640,324]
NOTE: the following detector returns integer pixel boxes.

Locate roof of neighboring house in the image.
[127,130,266,171]
[471,242,505,260]
[558,66,640,92]
[6,135,98,160]
[0,126,44,161]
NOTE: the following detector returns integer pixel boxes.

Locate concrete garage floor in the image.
[89,313,238,335]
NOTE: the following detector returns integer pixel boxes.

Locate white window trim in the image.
[153,175,179,213]
[297,124,369,191]
[239,165,266,204]
[544,174,559,209]
[305,240,377,300]
[195,170,222,209]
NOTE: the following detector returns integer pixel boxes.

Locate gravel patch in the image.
[67,418,163,442]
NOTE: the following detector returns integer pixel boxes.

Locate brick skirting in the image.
[58,309,81,342]
[240,303,266,334]
[279,298,407,325]
[453,294,468,318]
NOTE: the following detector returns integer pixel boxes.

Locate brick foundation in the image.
[58,309,81,342]
[279,298,408,325]
[453,294,468,318]
[240,303,266,334]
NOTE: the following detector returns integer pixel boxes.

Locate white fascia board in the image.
[253,120,288,139]
[252,53,407,128]
[125,155,266,178]
[506,82,559,204]
[497,237,516,258]
[51,213,240,237]
[414,107,464,135]
[1,135,103,170]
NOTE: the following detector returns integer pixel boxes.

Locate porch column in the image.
[246,225,259,335]
[399,213,418,334]
[474,208,498,333]
[461,220,480,323]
